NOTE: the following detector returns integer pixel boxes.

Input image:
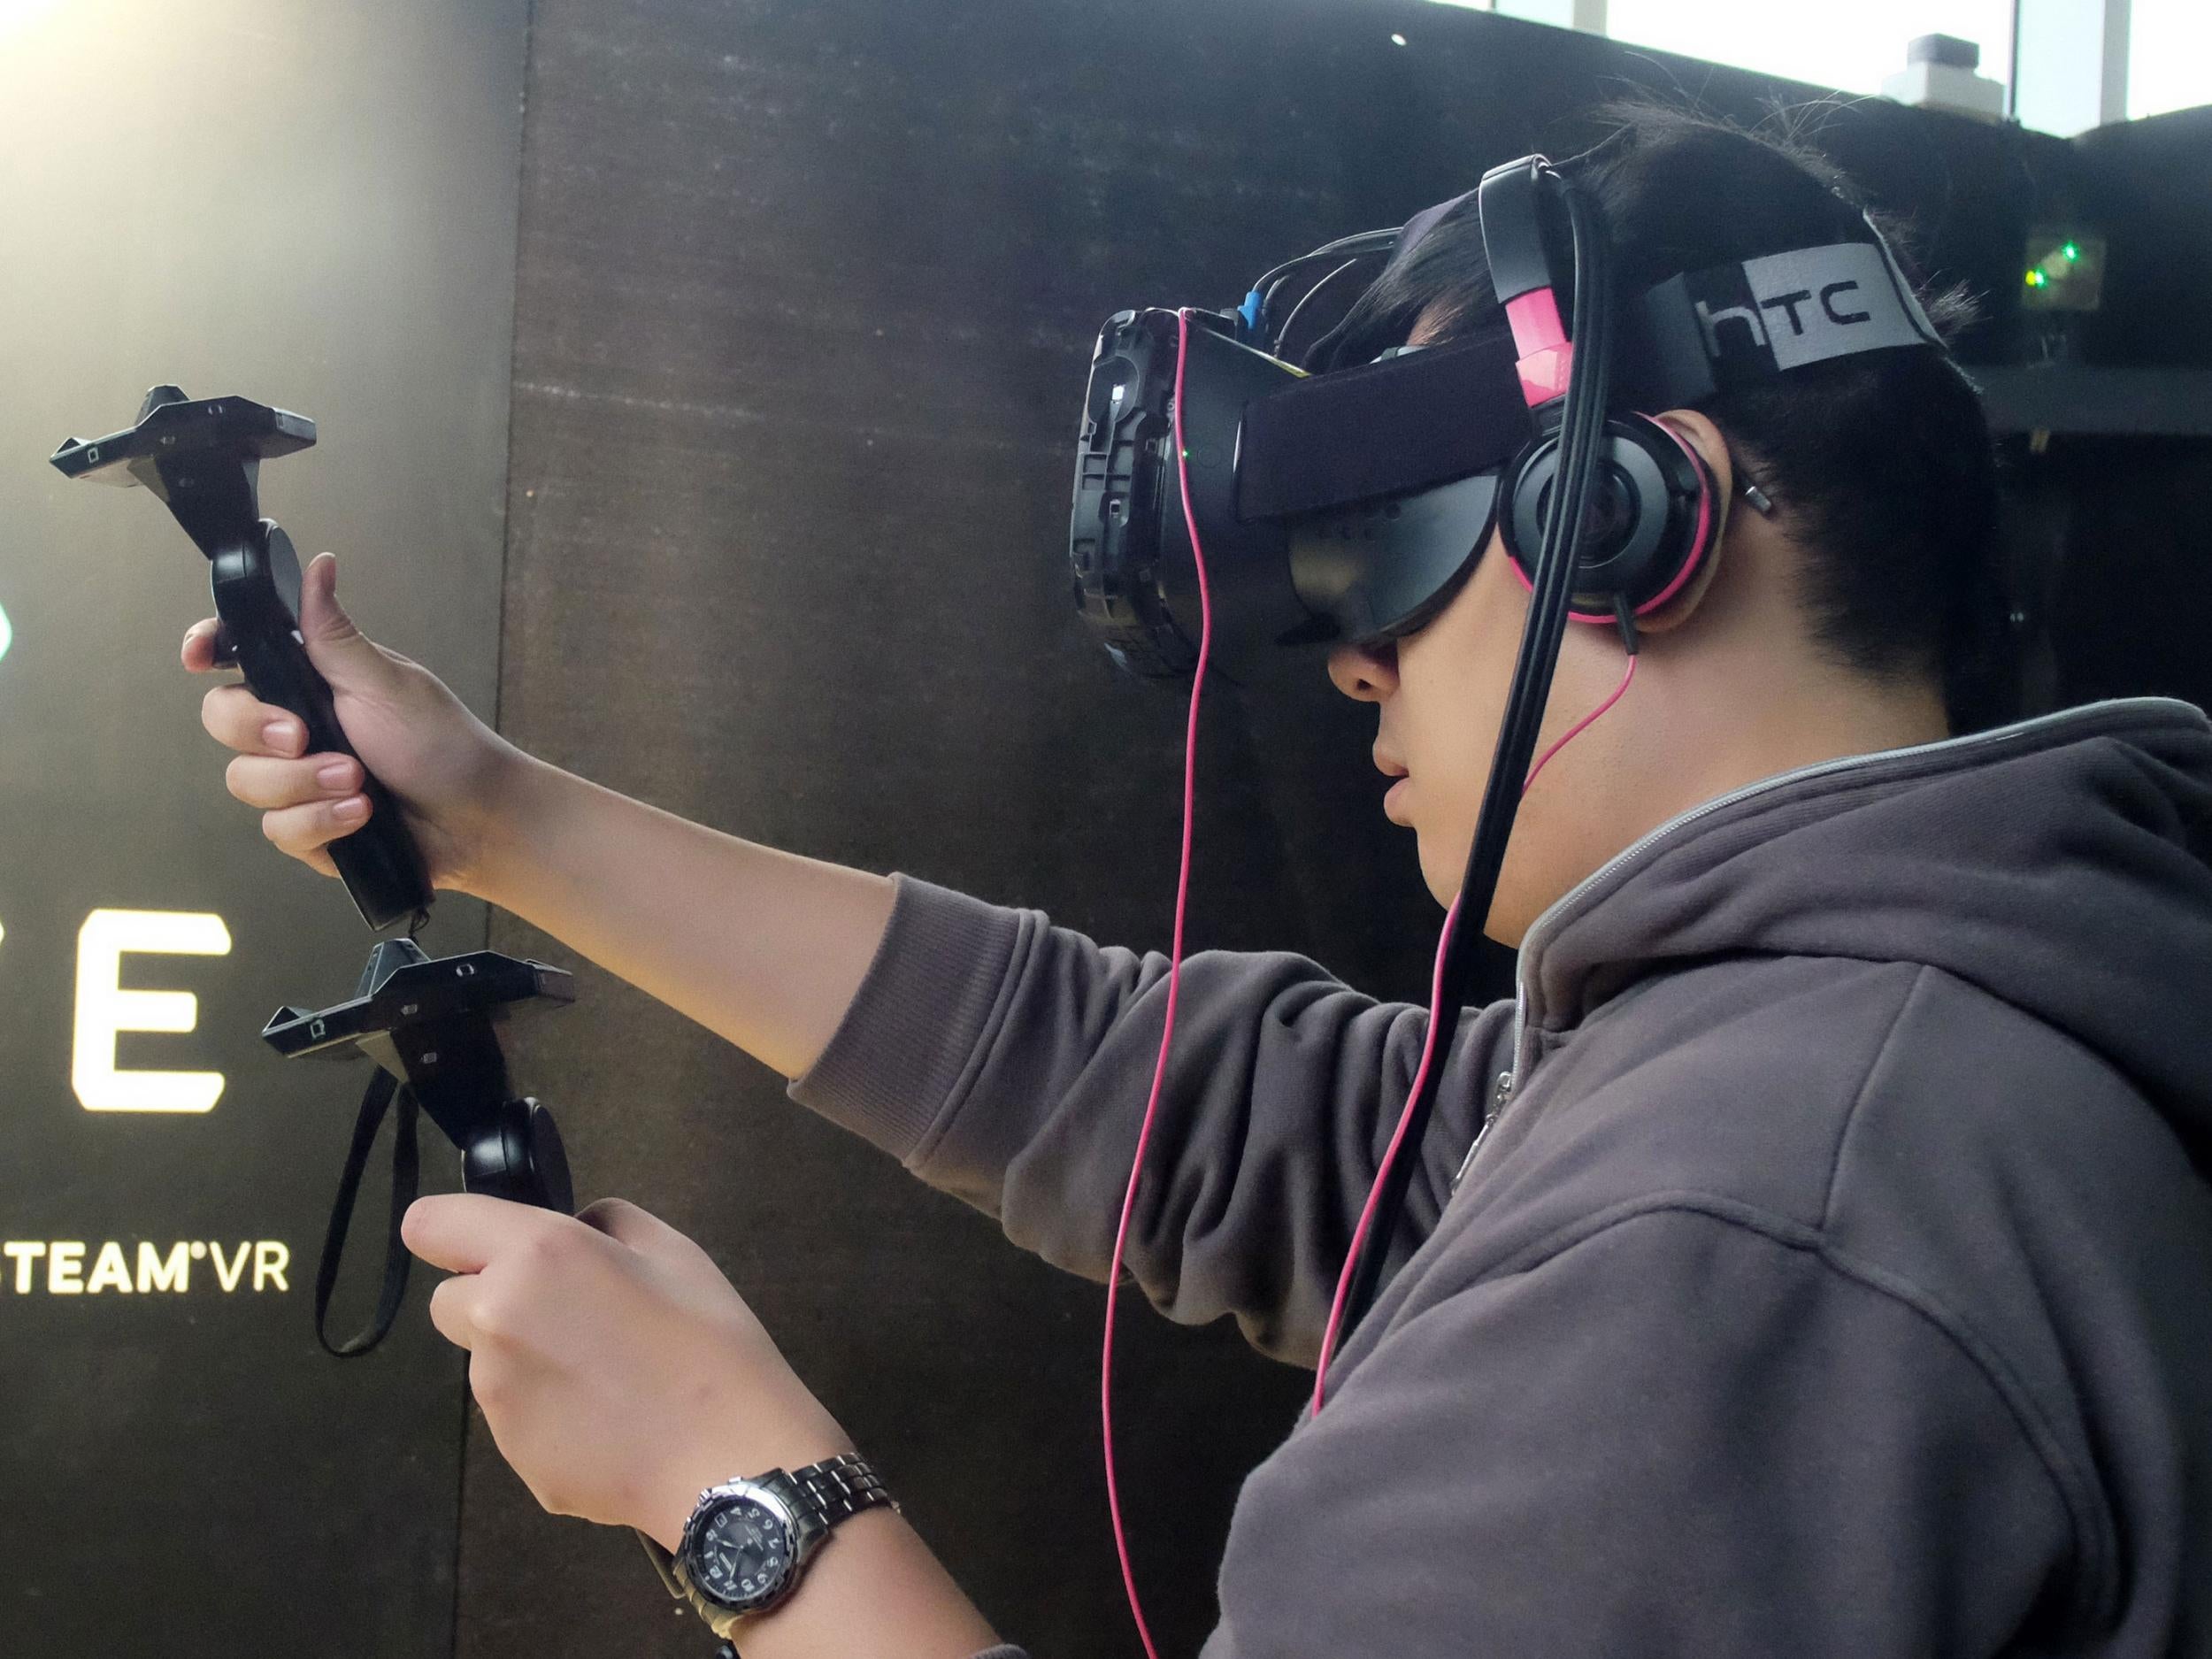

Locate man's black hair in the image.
[1302,90,2021,733]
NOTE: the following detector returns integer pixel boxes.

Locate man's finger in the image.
[426,1271,484,1351]
[182,619,224,672]
[402,1192,557,1274]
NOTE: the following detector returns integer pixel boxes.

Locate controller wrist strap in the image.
[313,1067,422,1358]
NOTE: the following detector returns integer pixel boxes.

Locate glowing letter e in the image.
[73,910,234,1112]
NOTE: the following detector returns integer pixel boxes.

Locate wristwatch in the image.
[640,1453,899,1640]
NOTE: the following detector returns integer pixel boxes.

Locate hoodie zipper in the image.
[1445,697,2187,1197]
[1448,1069,1516,1194]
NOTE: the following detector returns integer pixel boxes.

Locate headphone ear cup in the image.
[1497,434,1548,590]
[1499,414,1720,622]
[1624,412,1723,618]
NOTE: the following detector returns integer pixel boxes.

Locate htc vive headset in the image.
[1068,152,1947,683]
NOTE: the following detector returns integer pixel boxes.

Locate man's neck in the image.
[1494,672,1952,946]
[1708,674,1953,798]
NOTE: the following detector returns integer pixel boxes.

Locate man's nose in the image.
[1327,639,1398,703]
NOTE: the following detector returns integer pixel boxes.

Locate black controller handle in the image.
[214,518,434,931]
[50,388,434,933]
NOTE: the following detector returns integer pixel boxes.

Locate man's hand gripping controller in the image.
[50,386,432,933]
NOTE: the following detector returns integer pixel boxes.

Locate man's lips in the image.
[1383,775,1412,826]
[1375,748,1412,826]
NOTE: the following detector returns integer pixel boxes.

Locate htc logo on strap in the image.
[1695,278,1872,351]
[1686,240,1937,374]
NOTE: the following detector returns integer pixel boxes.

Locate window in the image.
[2129,0,2212,119]
[1601,0,2014,102]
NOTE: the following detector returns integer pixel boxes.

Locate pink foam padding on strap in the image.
[1504,289,1574,406]
[1504,288,1568,353]
[1517,346,1574,406]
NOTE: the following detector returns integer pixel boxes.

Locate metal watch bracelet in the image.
[641,1453,900,1642]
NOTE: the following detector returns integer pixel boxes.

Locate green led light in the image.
[2062,242,2080,260]
[2025,270,2045,286]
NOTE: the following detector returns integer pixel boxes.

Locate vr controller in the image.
[50,386,434,934]
[49,386,707,1627]
[265,939,577,1211]
[51,387,584,1356]
[268,937,578,1355]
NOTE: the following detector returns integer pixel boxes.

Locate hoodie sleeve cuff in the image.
[784,872,1028,1164]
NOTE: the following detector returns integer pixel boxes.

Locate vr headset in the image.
[1069,155,1946,682]
[1066,148,1949,1337]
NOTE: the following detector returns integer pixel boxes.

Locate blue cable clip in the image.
[1236,288,1265,342]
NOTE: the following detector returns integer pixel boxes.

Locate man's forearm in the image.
[463,751,897,1082]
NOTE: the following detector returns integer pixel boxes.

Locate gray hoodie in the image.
[787,695,2212,1657]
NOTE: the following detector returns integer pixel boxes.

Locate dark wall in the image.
[476,4,2138,1655]
[0,3,523,1655]
[2073,106,2212,371]
[2044,108,2212,715]
[5,3,2200,1655]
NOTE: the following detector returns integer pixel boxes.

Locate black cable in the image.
[1260,263,1333,346]
[1273,257,1369,361]
[1260,245,1393,352]
[1248,230,1397,302]
[1337,167,1614,1335]
[1337,172,1609,1327]
[1297,221,1440,374]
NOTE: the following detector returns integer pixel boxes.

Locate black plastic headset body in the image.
[1070,156,1942,680]
[1071,163,1699,685]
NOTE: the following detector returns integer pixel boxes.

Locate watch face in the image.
[691,1494,795,1610]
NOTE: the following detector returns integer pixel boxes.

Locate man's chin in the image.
[1418,850,1456,913]
[1420,835,1482,918]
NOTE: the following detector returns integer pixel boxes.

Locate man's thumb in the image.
[296,551,385,685]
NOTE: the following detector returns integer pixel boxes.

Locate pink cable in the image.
[1307,887,1461,1413]
[1100,310,1642,1648]
[1309,650,1637,1412]
[1525,652,1637,793]
[1098,309,1210,1659]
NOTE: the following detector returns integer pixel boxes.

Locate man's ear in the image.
[1632,409,1737,637]
[1647,408,1733,500]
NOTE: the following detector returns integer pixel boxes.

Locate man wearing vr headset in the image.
[181,95,2209,1657]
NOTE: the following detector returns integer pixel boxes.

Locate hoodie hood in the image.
[1523,696,2212,1164]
